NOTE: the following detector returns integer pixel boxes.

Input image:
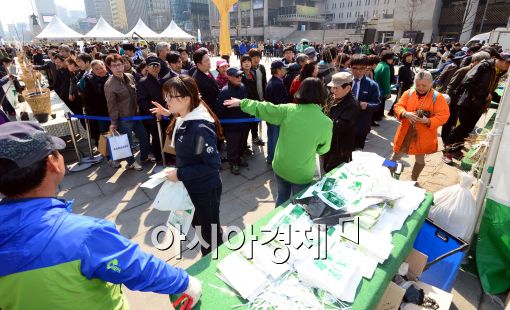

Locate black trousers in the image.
[250,122,259,140]
[373,96,386,120]
[441,103,459,143]
[445,106,482,152]
[189,184,223,256]
[142,118,168,162]
[225,127,249,165]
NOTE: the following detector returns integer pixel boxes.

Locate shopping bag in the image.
[163,134,176,155]
[429,172,478,242]
[107,132,132,160]
[98,132,111,157]
[152,179,194,211]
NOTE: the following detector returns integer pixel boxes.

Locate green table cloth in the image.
[186,191,433,309]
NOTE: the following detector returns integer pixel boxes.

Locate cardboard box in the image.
[376,249,453,310]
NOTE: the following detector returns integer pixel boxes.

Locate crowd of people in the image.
[0,36,509,308]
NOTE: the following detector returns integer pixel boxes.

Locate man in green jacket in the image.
[224,77,332,206]
[373,50,395,124]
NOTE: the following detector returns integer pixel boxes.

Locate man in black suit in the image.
[136,56,166,163]
[192,48,220,115]
[248,48,267,146]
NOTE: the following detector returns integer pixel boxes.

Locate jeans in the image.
[274,173,310,207]
[117,120,150,165]
[266,123,280,164]
[189,184,223,256]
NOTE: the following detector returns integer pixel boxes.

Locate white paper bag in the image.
[107,133,132,160]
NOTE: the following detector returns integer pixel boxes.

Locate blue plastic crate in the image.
[413,218,469,292]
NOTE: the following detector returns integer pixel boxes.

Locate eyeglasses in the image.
[110,63,124,68]
[149,63,161,68]
[165,95,186,101]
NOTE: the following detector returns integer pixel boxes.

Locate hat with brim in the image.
[327,72,354,87]
[0,122,66,169]
[226,67,243,77]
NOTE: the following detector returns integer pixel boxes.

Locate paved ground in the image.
[54,56,507,309]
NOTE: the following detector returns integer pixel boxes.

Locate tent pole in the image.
[474,78,510,233]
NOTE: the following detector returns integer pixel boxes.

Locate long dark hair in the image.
[162,75,223,139]
[297,62,317,81]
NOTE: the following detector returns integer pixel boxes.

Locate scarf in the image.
[170,104,214,147]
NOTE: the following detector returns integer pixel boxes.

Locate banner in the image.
[296,5,318,16]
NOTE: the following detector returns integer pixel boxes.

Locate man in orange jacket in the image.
[391,70,450,183]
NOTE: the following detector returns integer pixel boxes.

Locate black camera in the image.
[416,109,431,118]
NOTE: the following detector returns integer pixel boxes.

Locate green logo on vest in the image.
[106,259,121,273]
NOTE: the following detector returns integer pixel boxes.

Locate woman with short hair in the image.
[391,70,450,183]
[224,78,333,206]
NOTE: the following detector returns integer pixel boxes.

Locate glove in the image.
[183,275,202,308]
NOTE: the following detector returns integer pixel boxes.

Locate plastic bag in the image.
[152,180,194,211]
[429,173,478,242]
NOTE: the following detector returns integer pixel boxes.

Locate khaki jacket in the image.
[104,73,138,125]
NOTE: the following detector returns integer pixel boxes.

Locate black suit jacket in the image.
[192,69,219,112]
[136,74,164,115]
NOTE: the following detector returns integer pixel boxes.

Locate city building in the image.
[438,0,510,42]
[56,5,69,24]
[171,0,211,40]
[124,0,171,33]
[93,0,114,27]
[0,21,5,40]
[109,0,129,32]
[34,0,57,27]
[322,0,442,43]
[210,0,321,42]
[84,0,98,18]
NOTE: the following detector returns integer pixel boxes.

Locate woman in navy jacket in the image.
[151,75,223,256]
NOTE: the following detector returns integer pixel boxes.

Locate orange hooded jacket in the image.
[393,89,450,155]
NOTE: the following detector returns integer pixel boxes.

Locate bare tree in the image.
[406,0,424,33]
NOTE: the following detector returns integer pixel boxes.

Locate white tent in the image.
[84,17,125,39]
[125,19,160,39]
[159,21,194,40]
[36,16,83,40]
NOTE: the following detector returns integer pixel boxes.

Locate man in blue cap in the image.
[265,60,290,165]
[0,122,202,309]
[216,67,251,175]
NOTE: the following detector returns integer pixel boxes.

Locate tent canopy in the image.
[159,21,194,40]
[125,19,160,39]
[36,16,83,40]
[84,17,125,39]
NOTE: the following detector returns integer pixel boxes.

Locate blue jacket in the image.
[354,76,380,137]
[216,82,251,130]
[0,198,189,309]
[175,120,222,193]
[265,76,289,105]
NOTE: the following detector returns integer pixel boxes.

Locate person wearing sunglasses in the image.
[216,67,251,175]
[136,55,167,164]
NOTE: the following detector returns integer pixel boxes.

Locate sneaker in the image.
[443,153,453,165]
[126,162,143,171]
[108,160,121,169]
[252,137,265,146]
[230,164,240,175]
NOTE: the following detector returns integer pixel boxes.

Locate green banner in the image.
[476,198,510,294]
[240,1,251,11]
[296,5,318,16]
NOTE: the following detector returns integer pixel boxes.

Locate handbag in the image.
[98,132,111,157]
[163,134,176,155]
[107,131,133,160]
